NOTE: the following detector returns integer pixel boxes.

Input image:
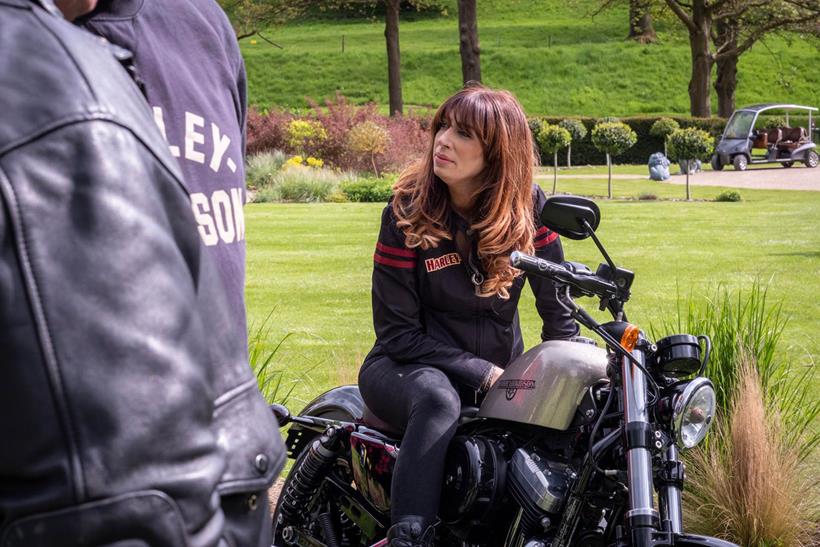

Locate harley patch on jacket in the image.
[425,252,462,273]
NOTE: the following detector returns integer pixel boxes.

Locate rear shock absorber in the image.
[279,425,346,525]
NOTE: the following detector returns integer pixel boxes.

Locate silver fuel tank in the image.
[478,340,609,430]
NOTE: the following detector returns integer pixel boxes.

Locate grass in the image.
[244,178,820,407]
[241,0,820,116]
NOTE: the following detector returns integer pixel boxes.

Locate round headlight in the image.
[672,378,716,449]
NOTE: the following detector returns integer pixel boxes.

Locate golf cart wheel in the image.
[805,150,819,168]
[781,161,794,168]
[732,154,748,171]
[710,155,724,171]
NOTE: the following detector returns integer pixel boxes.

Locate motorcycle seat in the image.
[361,403,480,436]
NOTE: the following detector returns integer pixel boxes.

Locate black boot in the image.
[386,516,434,547]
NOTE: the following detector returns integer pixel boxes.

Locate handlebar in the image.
[510,251,619,300]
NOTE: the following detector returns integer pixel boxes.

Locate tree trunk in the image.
[687,0,713,117]
[384,0,403,116]
[714,20,739,118]
[553,151,558,194]
[458,0,481,84]
[628,0,657,43]
[566,145,572,168]
[685,170,691,200]
[663,139,668,157]
[607,153,612,199]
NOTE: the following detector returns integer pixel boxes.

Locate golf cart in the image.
[711,103,818,171]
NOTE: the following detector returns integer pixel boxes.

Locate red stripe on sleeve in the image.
[534,231,559,248]
[376,242,416,258]
[374,253,415,269]
[535,226,549,237]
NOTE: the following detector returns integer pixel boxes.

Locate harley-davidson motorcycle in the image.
[269,195,737,547]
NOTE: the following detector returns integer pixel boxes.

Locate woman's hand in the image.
[481,365,505,393]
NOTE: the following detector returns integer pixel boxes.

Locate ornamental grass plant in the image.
[655,283,820,544]
[683,353,820,546]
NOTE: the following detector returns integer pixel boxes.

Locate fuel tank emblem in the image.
[498,379,536,400]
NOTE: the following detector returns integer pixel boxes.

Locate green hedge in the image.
[529,116,727,166]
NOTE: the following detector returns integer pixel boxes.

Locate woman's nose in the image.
[437,127,453,148]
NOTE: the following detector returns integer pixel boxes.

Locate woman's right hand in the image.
[482,365,505,393]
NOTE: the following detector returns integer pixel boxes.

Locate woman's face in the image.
[432,117,486,195]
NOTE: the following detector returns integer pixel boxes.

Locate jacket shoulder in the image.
[0,4,162,158]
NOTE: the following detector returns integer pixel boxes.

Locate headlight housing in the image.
[672,377,716,449]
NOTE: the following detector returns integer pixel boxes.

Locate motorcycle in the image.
[269,195,737,547]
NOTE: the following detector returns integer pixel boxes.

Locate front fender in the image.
[791,142,817,158]
[284,385,364,458]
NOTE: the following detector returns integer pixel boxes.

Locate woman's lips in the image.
[434,154,453,165]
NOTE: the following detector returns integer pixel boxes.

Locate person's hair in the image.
[391,85,537,299]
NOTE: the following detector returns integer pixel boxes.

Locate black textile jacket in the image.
[0,2,283,545]
[364,185,579,391]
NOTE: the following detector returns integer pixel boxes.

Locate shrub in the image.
[341,176,395,202]
[535,122,572,194]
[286,119,328,155]
[650,117,680,156]
[528,116,726,166]
[762,115,788,129]
[558,119,587,168]
[246,150,287,191]
[591,122,637,198]
[348,121,391,176]
[247,108,292,156]
[715,190,742,202]
[638,192,658,200]
[668,127,714,201]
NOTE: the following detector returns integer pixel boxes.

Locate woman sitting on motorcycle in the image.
[358,84,579,547]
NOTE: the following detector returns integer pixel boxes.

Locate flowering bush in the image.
[246,94,429,175]
[592,122,638,198]
[286,119,328,155]
[650,118,680,156]
[284,155,324,169]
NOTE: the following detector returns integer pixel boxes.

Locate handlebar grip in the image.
[510,251,618,298]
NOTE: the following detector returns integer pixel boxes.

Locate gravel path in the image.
[536,165,819,191]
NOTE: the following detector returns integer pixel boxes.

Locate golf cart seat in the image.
[767,128,782,145]
[777,127,808,151]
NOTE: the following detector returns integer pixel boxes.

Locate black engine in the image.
[439,435,575,544]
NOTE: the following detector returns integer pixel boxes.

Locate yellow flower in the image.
[306,157,324,168]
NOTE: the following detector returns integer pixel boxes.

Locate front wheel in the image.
[710,155,724,171]
[805,150,819,168]
[732,154,748,171]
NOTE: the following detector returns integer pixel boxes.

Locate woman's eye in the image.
[458,129,471,138]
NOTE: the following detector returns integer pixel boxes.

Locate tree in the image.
[591,122,637,199]
[535,123,572,195]
[458,0,481,84]
[384,0,403,116]
[629,0,658,43]
[349,121,391,176]
[558,119,587,168]
[218,0,306,40]
[650,117,680,156]
[663,0,820,117]
[668,127,714,200]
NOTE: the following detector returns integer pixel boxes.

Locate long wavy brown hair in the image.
[392,85,537,299]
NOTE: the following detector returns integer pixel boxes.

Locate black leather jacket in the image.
[0,2,283,545]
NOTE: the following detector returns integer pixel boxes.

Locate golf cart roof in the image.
[737,103,818,113]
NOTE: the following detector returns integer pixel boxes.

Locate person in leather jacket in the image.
[0,1,284,545]
[358,85,579,546]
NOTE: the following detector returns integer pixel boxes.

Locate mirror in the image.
[540,195,601,240]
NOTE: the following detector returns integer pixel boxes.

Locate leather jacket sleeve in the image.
[529,185,581,341]
[371,205,495,390]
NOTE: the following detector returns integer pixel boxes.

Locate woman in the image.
[358,85,578,547]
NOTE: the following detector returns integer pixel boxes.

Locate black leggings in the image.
[358,356,462,527]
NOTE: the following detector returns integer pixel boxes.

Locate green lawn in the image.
[245,180,820,408]
[241,0,820,116]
